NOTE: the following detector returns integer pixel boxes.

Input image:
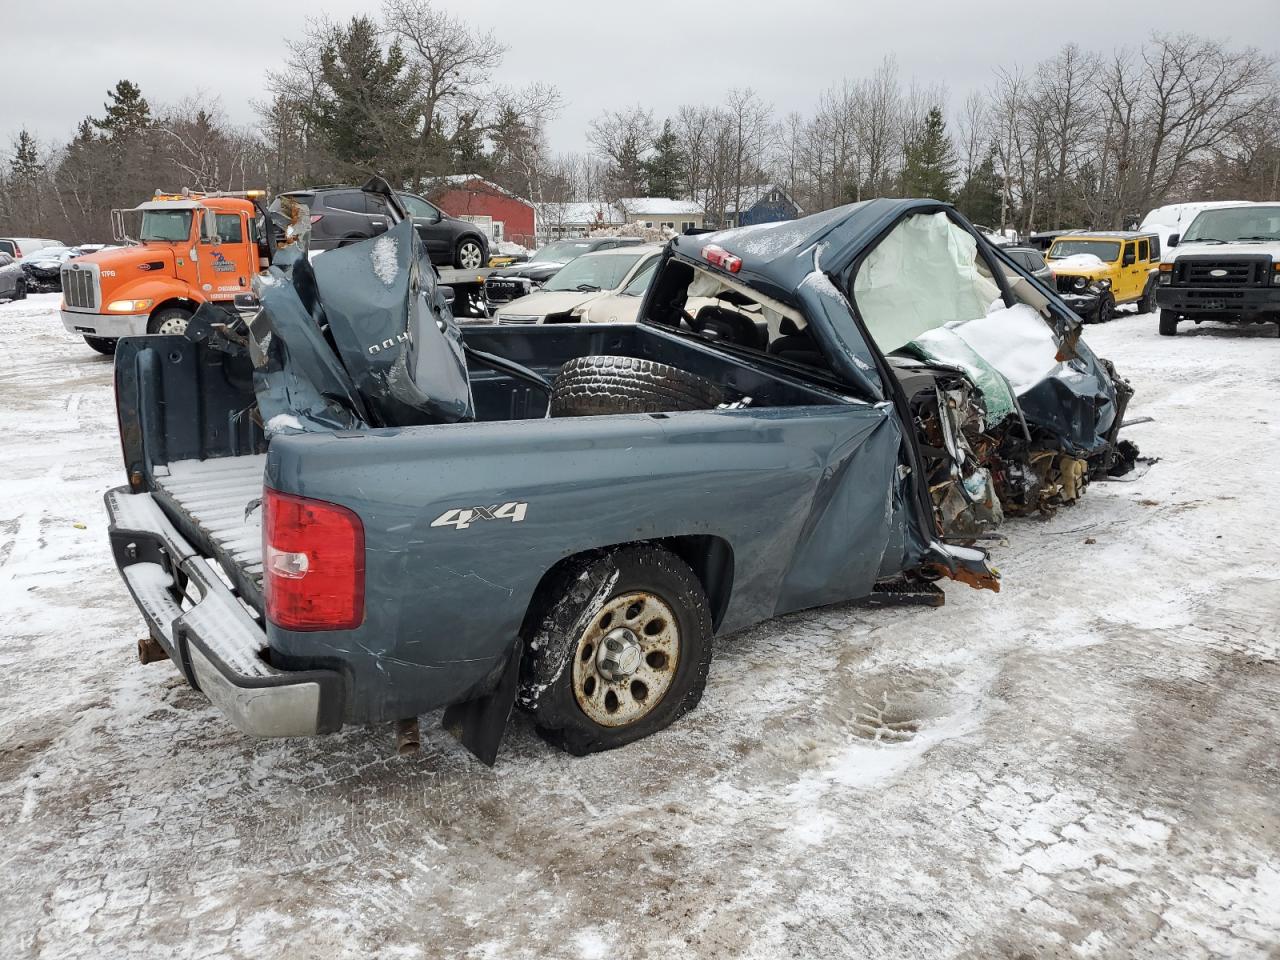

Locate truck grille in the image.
[1175,258,1268,286]
[61,263,100,309]
[1055,274,1084,294]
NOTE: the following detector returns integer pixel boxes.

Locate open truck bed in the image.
[149,455,267,608]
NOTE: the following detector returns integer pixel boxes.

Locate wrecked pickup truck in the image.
[104,194,1136,763]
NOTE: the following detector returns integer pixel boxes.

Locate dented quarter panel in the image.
[264,399,904,723]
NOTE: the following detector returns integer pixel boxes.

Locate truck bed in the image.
[151,455,266,607]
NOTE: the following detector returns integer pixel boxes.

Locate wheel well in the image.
[151,297,198,318]
[523,536,735,636]
[459,234,485,250]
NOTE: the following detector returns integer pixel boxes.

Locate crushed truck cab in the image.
[61,191,267,352]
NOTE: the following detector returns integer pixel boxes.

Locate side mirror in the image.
[1167,233,1180,248]
[1123,252,1135,266]
[200,209,221,245]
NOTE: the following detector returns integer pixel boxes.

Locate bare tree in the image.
[587,105,656,198]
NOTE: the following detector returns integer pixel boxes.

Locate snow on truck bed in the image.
[152,455,266,585]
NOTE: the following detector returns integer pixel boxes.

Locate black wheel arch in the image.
[521,535,735,638]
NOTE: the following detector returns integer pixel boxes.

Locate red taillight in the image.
[309,214,324,224]
[263,487,364,631]
[702,244,742,273]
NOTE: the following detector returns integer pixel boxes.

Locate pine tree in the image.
[94,80,152,141]
[954,149,1003,226]
[9,129,42,184]
[309,17,423,183]
[451,109,489,173]
[645,120,685,198]
[8,129,45,233]
[900,106,957,202]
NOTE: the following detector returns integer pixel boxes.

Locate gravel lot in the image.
[1,294,1278,959]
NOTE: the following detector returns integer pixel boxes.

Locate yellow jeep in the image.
[1045,231,1162,322]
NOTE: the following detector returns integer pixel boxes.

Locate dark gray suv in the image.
[284,186,489,268]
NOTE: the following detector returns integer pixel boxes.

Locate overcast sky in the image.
[2,0,1277,160]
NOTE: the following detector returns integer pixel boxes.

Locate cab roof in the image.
[1052,230,1158,240]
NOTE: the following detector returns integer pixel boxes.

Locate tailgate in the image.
[149,455,267,611]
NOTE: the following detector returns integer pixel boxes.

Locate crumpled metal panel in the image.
[247,247,369,433]
[310,219,473,427]
[904,305,1119,457]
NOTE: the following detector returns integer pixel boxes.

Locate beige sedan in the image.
[494,245,662,325]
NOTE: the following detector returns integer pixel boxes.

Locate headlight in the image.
[1072,276,1087,291]
[106,298,154,313]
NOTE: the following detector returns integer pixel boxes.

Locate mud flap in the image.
[442,642,522,766]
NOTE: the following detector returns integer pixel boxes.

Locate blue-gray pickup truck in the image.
[104,190,1136,763]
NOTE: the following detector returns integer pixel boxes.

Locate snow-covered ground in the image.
[1,294,1278,959]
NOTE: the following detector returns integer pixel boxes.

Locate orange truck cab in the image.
[60,190,268,353]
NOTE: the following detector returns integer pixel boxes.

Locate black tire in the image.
[1096,293,1115,323]
[1139,279,1157,315]
[12,278,26,301]
[146,307,192,336]
[455,237,486,270]
[1158,310,1179,336]
[83,336,116,355]
[550,355,725,417]
[518,544,714,756]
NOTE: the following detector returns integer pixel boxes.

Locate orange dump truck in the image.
[60,190,269,354]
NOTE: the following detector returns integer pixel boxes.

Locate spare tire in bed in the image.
[549,355,725,417]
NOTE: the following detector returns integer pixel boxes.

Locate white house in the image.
[616,198,704,232]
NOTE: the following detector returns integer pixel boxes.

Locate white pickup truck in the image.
[1155,202,1280,336]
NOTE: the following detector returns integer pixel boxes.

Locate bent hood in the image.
[1045,253,1110,277]
[496,289,600,319]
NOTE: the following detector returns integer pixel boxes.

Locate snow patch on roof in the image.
[617,197,704,217]
[1048,253,1107,269]
[371,235,399,285]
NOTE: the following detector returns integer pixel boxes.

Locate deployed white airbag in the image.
[853,212,1000,353]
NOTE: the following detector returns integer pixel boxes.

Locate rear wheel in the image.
[455,238,485,270]
[83,336,116,355]
[1158,310,1179,336]
[147,307,192,336]
[518,544,713,755]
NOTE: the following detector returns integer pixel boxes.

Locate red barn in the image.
[427,175,536,249]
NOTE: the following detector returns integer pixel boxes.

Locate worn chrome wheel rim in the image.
[460,243,483,269]
[571,591,680,727]
[156,315,189,336]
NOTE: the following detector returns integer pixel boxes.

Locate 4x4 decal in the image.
[431,501,527,530]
